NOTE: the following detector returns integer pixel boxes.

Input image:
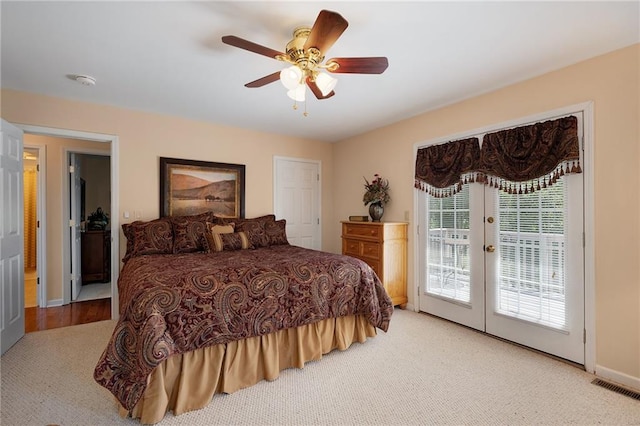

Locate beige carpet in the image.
[1,309,639,425]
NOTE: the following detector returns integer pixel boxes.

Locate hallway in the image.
[25,298,111,333]
[24,267,111,333]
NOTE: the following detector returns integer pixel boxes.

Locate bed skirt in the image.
[119,314,376,424]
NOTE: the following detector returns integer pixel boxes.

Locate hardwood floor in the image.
[25,298,111,333]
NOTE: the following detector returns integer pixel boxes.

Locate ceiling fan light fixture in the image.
[315,72,337,96]
[221,10,388,104]
[280,65,302,90]
[287,84,306,102]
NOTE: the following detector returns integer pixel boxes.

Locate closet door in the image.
[273,157,321,250]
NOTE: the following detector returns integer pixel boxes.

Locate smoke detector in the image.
[74,75,96,86]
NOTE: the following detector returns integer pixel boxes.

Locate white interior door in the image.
[1,119,25,355]
[70,153,82,301]
[274,157,320,249]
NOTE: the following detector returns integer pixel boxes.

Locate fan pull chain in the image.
[291,100,309,116]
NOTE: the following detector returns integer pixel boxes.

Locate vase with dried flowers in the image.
[363,174,390,222]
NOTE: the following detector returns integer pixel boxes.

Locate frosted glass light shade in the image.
[315,72,337,96]
[280,66,302,90]
[287,83,306,102]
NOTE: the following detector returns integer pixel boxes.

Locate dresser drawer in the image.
[360,241,381,259]
[343,238,380,259]
[362,259,381,277]
[343,239,360,256]
[343,223,381,240]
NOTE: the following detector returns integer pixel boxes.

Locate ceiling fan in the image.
[221,10,389,103]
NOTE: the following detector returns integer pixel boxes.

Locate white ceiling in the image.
[2,1,638,142]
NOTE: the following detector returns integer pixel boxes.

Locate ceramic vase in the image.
[369,202,384,222]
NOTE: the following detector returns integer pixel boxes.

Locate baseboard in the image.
[596,364,640,392]
[45,299,63,307]
[405,302,415,312]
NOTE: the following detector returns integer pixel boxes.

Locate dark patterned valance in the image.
[479,115,581,194]
[414,137,480,197]
[415,116,582,197]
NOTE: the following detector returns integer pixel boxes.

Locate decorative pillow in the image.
[203,222,235,252]
[210,215,276,248]
[236,214,276,227]
[207,231,254,252]
[170,212,213,254]
[122,217,173,260]
[121,224,135,262]
[265,219,289,245]
[216,214,275,228]
[208,223,235,234]
[236,220,269,248]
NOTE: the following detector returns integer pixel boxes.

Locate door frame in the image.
[412,101,595,373]
[64,149,111,304]
[273,156,322,249]
[14,124,120,320]
[22,143,47,307]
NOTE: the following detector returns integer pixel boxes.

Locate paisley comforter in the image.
[94,245,393,411]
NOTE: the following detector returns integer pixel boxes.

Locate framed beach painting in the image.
[160,157,245,218]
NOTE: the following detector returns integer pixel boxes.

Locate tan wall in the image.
[22,135,110,301]
[332,44,640,381]
[3,90,334,305]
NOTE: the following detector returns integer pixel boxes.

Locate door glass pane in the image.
[496,180,567,329]
[425,185,471,303]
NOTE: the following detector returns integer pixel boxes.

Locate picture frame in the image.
[160,157,245,219]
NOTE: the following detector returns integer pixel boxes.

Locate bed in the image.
[94,213,394,424]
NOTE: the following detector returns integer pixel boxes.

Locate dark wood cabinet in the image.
[81,230,111,283]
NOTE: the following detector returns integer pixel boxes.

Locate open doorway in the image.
[22,147,42,308]
[70,152,112,303]
[18,126,119,322]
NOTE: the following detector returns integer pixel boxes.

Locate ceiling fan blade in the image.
[222,35,284,59]
[303,10,348,53]
[245,72,281,88]
[326,57,389,74]
[306,77,335,100]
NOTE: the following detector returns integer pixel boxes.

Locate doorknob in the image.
[486,245,495,253]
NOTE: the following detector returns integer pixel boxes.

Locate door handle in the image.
[486,245,495,253]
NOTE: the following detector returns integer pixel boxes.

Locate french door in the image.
[419,184,485,331]
[418,121,585,365]
[485,174,584,363]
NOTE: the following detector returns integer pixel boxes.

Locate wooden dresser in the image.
[341,221,408,307]
[81,230,111,283]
